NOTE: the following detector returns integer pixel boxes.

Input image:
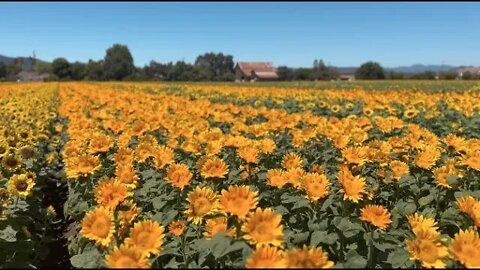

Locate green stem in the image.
[181,233,188,267]
[368,228,375,268]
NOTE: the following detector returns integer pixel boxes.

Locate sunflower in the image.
[118,200,140,230]
[389,160,410,180]
[124,220,165,257]
[342,146,368,167]
[7,174,35,197]
[407,213,439,236]
[65,154,101,179]
[284,167,305,188]
[134,142,156,163]
[113,148,134,165]
[405,228,449,268]
[286,245,335,268]
[414,148,441,170]
[246,246,287,269]
[166,163,192,190]
[432,166,454,189]
[363,107,373,117]
[0,141,9,158]
[168,220,186,237]
[204,216,237,239]
[200,157,229,179]
[88,133,113,154]
[461,152,480,171]
[80,206,115,247]
[2,155,21,171]
[338,166,366,203]
[205,141,223,156]
[219,185,259,220]
[301,173,330,203]
[281,153,303,170]
[267,169,288,188]
[152,146,175,170]
[331,104,340,113]
[185,187,219,224]
[404,108,419,119]
[450,228,480,268]
[242,208,284,247]
[18,145,36,159]
[457,196,477,216]
[105,244,150,268]
[95,178,132,210]
[238,147,259,164]
[360,204,392,230]
[350,128,368,145]
[115,164,139,189]
[258,139,276,154]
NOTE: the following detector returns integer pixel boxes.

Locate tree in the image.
[6,62,22,80]
[294,68,314,80]
[313,59,330,80]
[0,62,6,79]
[86,60,104,81]
[34,61,52,75]
[194,52,235,81]
[276,66,295,81]
[71,62,87,80]
[355,61,385,80]
[103,44,135,80]
[461,71,477,80]
[52,58,72,80]
[438,71,457,80]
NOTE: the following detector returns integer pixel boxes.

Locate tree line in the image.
[0,44,477,81]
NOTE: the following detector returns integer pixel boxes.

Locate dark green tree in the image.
[34,61,52,75]
[70,62,87,80]
[355,61,385,80]
[86,60,104,81]
[276,66,294,81]
[194,52,235,81]
[438,71,457,80]
[0,62,6,79]
[294,68,314,80]
[52,58,72,80]
[103,44,135,80]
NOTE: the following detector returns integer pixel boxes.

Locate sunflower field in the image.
[1,81,480,268]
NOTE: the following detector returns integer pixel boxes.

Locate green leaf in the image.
[334,217,364,238]
[386,248,410,268]
[446,175,459,186]
[291,232,309,244]
[152,197,168,211]
[70,246,102,268]
[0,225,17,242]
[310,230,338,246]
[343,249,367,268]
[418,195,434,206]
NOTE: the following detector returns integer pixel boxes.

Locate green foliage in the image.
[52,58,72,80]
[103,44,135,80]
[355,61,386,80]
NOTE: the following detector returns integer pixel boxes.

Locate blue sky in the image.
[1,2,479,67]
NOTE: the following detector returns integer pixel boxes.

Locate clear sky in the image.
[1,2,480,67]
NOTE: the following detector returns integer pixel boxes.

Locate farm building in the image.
[339,73,355,81]
[235,62,278,82]
[16,71,50,82]
[455,67,480,78]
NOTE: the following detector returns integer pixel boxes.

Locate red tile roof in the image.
[237,62,276,75]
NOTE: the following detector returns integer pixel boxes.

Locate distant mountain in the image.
[0,55,15,65]
[385,64,457,73]
[0,54,47,71]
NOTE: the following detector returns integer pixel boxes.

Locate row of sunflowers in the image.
[0,83,63,267]
[55,81,480,268]
[1,81,480,268]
